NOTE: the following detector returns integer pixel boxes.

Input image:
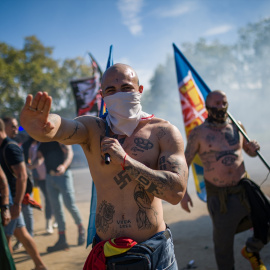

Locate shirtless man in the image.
[181,90,267,270]
[20,63,188,269]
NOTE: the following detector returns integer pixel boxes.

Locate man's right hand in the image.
[20,92,55,140]
[180,191,193,213]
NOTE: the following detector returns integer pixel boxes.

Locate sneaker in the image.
[46,219,54,234]
[47,238,69,253]
[46,226,54,234]
[241,246,266,270]
[78,227,85,246]
[13,241,23,251]
[53,221,58,228]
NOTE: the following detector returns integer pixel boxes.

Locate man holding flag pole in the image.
[173,43,270,270]
[20,58,188,269]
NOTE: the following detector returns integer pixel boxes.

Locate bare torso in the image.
[188,119,246,187]
[80,117,167,242]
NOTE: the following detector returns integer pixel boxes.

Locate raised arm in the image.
[20,92,90,145]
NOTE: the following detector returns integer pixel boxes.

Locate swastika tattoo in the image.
[113,170,132,189]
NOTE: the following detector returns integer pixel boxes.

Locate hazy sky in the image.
[1,0,270,89]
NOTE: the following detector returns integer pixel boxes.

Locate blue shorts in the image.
[93,227,178,270]
[4,212,25,236]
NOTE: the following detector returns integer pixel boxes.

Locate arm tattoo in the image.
[134,184,157,230]
[113,166,163,196]
[156,127,167,140]
[96,200,115,234]
[159,155,184,181]
[95,119,102,129]
[159,156,166,170]
[64,122,79,140]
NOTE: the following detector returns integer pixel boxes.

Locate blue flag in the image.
[87,45,114,247]
[173,43,211,202]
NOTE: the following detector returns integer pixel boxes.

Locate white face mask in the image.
[104,92,143,136]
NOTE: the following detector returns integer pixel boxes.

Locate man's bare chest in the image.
[199,124,242,153]
[115,133,160,168]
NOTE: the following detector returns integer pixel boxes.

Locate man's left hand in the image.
[1,208,11,226]
[245,140,260,156]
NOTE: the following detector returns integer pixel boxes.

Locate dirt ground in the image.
[11,170,270,270]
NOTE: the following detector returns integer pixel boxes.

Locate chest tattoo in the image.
[215,150,237,161]
[215,150,238,166]
[224,125,239,145]
[131,137,153,153]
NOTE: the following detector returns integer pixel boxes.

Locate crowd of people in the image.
[0,117,85,270]
[0,63,269,270]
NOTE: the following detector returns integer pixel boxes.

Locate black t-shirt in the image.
[38,142,65,173]
[0,137,24,198]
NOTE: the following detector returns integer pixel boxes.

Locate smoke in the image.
[142,18,270,183]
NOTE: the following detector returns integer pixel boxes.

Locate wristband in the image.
[121,154,127,171]
[1,204,10,210]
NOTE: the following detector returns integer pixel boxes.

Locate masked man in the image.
[20,63,188,269]
[181,90,269,270]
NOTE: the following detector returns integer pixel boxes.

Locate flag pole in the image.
[227,112,270,172]
[88,52,103,76]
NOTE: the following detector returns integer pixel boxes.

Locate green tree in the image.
[0,36,92,119]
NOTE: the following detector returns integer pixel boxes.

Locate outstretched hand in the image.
[20,92,54,139]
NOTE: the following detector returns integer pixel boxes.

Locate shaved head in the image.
[101,63,139,87]
[206,90,226,107]
[100,63,143,98]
